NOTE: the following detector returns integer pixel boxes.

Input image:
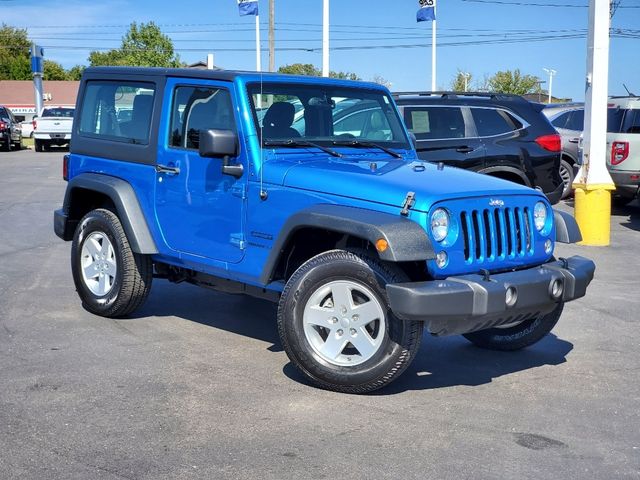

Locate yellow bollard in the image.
[573,184,615,246]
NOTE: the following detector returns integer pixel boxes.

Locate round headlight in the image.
[430,208,450,242]
[533,201,548,232]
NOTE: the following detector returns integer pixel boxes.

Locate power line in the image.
[462,0,640,6]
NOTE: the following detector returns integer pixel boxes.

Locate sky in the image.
[1,0,639,101]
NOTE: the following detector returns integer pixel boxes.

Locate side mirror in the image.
[408,132,417,149]
[199,129,238,158]
[199,129,243,178]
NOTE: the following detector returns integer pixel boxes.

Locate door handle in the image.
[156,164,180,175]
[568,138,579,144]
[456,146,474,153]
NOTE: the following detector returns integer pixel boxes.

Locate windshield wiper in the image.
[331,140,403,159]
[264,139,342,158]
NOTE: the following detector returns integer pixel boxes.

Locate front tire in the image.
[71,209,152,318]
[463,302,564,351]
[277,250,423,393]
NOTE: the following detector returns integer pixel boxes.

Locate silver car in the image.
[543,103,583,199]
[544,99,640,205]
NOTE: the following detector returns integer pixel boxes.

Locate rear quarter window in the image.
[471,108,523,137]
[621,109,640,134]
[78,81,155,144]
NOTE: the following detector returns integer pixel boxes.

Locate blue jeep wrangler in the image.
[54,67,595,393]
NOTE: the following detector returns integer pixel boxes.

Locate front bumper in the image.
[386,255,595,336]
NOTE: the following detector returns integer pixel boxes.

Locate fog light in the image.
[435,251,448,269]
[544,239,553,254]
[505,286,518,308]
[550,279,564,299]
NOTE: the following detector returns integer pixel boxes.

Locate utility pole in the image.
[322,0,329,77]
[543,68,556,103]
[431,1,437,91]
[31,44,44,115]
[269,0,275,72]
[573,0,615,246]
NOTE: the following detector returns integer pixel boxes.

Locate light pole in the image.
[543,68,556,103]
[269,0,275,72]
[461,72,471,92]
[322,0,329,77]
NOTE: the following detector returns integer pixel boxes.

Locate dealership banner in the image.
[417,0,436,21]
[238,0,258,16]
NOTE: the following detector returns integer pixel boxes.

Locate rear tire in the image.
[34,139,43,152]
[2,139,11,152]
[71,209,153,318]
[277,249,423,393]
[612,195,634,208]
[463,303,563,351]
[559,159,575,200]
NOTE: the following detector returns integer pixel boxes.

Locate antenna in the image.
[623,83,636,97]
[259,71,268,201]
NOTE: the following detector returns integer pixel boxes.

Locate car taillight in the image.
[32,120,37,130]
[611,141,629,165]
[535,134,562,152]
[0,121,6,130]
[63,154,69,181]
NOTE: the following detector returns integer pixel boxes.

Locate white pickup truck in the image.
[33,107,74,152]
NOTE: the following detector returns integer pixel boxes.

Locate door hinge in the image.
[230,233,246,250]
[231,184,247,199]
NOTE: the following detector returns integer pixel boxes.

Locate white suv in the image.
[607,96,640,205]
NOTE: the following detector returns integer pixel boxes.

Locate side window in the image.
[565,110,584,131]
[170,86,236,149]
[403,106,466,140]
[551,111,570,129]
[471,108,521,137]
[622,109,640,134]
[79,81,155,143]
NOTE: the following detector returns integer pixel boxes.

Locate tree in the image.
[43,60,68,80]
[487,69,541,95]
[451,70,472,92]
[89,22,182,68]
[278,63,360,80]
[371,75,392,89]
[0,24,31,80]
[67,65,86,81]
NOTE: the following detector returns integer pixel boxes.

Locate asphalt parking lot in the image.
[1,148,639,479]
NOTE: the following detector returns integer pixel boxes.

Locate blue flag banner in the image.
[238,0,259,16]
[417,0,436,22]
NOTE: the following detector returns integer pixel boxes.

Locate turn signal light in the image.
[375,238,388,253]
[611,141,629,165]
[63,154,69,181]
[535,134,562,152]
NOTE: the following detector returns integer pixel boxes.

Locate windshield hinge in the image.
[230,233,246,250]
[230,184,246,199]
[400,191,416,217]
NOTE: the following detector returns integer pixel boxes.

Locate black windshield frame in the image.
[247,82,411,151]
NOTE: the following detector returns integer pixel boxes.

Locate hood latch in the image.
[400,191,416,217]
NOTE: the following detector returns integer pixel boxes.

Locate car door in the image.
[399,105,484,169]
[155,78,246,263]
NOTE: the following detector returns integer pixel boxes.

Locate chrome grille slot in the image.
[459,203,536,265]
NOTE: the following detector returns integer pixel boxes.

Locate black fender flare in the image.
[554,209,582,244]
[260,204,434,284]
[62,173,158,254]
[477,166,532,187]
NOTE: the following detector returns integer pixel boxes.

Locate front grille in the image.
[460,207,533,264]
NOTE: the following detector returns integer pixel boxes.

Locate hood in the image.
[262,153,543,212]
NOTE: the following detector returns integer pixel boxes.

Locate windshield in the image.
[42,108,74,118]
[247,83,410,150]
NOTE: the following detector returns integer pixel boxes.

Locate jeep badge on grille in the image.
[489,199,505,207]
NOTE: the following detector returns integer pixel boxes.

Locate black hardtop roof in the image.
[393,90,532,107]
[81,67,385,90]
